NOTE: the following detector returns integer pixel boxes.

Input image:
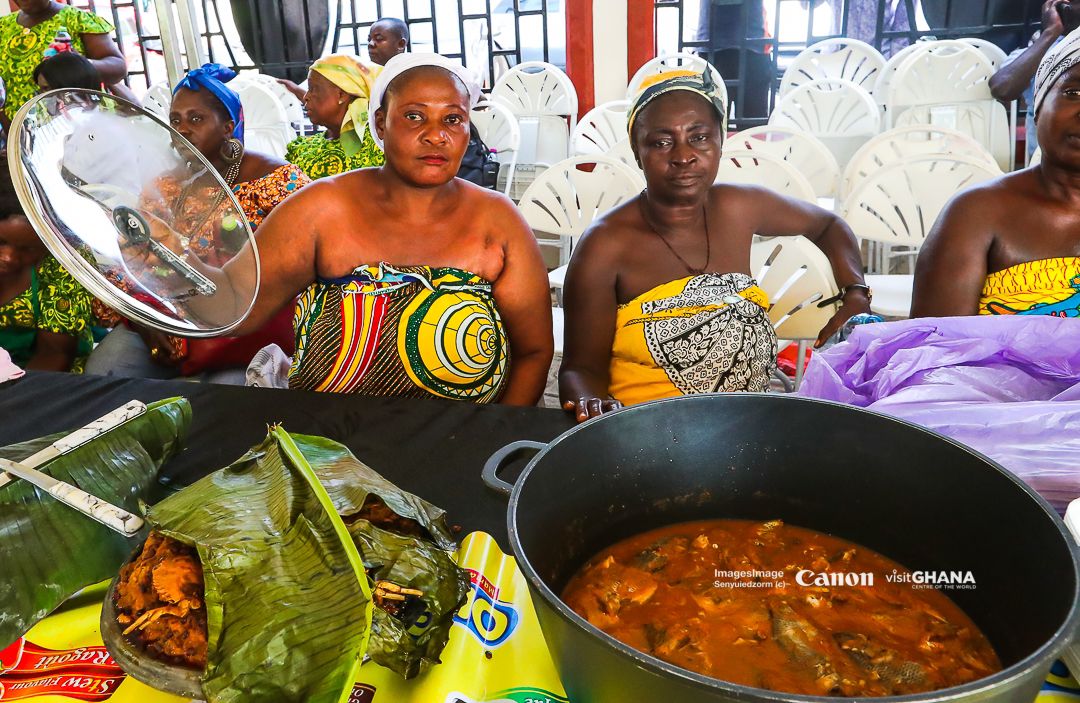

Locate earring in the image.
[220,137,243,164]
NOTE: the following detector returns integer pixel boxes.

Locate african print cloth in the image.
[0,255,94,372]
[980,257,1080,317]
[627,68,728,137]
[290,263,508,401]
[286,129,385,180]
[0,7,113,121]
[609,272,776,406]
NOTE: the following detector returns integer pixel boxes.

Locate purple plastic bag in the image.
[799,316,1080,513]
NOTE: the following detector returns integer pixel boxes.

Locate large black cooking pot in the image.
[482,394,1080,703]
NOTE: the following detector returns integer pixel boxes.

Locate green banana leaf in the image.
[350,520,470,679]
[0,397,191,649]
[287,434,470,678]
[147,427,372,703]
[289,434,458,550]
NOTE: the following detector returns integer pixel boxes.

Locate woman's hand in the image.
[814,294,873,348]
[132,324,183,367]
[562,396,623,423]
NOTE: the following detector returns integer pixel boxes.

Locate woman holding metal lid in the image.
[131,54,553,404]
[558,69,870,422]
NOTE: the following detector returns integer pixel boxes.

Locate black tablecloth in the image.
[0,372,575,549]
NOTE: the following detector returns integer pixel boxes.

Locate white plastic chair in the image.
[605,137,642,175]
[750,235,840,389]
[626,52,728,112]
[492,61,578,168]
[893,101,1011,172]
[232,79,295,159]
[768,78,881,167]
[726,126,840,198]
[872,38,941,106]
[778,38,885,100]
[239,71,305,132]
[1030,147,1042,167]
[886,41,994,111]
[141,81,172,119]
[518,155,645,292]
[840,125,999,198]
[959,37,1009,70]
[571,100,630,156]
[471,100,521,197]
[840,156,1000,316]
[715,149,817,203]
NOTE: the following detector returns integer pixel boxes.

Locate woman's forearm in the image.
[500,347,551,406]
[88,56,127,85]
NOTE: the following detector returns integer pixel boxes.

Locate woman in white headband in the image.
[135,53,553,404]
[913,27,1080,319]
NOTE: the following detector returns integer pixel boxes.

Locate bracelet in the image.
[816,283,873,308]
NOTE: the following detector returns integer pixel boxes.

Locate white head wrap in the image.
[367,52,482,149]
[1034,26,1080,119]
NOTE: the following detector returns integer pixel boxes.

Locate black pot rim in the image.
[505,393,1080,703]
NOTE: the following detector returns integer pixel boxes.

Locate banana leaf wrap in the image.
[0,397,191,650]
[286,434,469,678]
[350,520,471,678]
[289,434,458,550]
[146,427,372,703]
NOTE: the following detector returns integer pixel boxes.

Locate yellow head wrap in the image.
[627,68,727,138]
[310,54,379,157]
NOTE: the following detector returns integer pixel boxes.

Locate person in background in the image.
[990,0,1080,159]
[367,17,409,67]
[85,63,309,382]
[558,70,869,422]
[132,54,553,404]
[912,27,1080,318]
[275,17,408,102]
[285,55,385,179]
[0,0,127,134]
[696,0,773,119]
[0,159,93,372]
[32,51,100,91]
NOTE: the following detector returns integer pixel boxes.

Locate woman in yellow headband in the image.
[285,54,386,180]
[559,69,871,421]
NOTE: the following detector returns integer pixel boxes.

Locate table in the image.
[0,371,576,550]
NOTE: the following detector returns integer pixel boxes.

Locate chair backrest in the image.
[778,38,885,100]
[840,125,998,198]
[232,79,295,159]
[471,100,521,158]
[1030,147,1042,167]
[625,53,728,112]
[605,137,642,174]
[959,37,1009,70]
[873,38,940,104]
[886,41,994,113]
[239,71,305,130]
[715,149,817,203]
[893,100,1011,171]
[517,155,645,239]
[571,100,630,156]
[491,61,578,119]
[750,236,839,340]
[141,81,172,119]
[726,125,840,198]
[472,100,521,197]
[840,155,1000,248]
[769,78,880,166]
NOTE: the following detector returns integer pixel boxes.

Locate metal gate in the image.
[70,0,565,92]
[657,0,1042,126]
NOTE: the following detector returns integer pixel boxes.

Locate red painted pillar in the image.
[627,0,655,82]
[565,0,595,117]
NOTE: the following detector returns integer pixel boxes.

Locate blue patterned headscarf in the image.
[173,63,245,142]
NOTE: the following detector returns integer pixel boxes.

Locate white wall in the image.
[592,0,628,104]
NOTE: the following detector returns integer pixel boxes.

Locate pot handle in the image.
[481,440,546,497]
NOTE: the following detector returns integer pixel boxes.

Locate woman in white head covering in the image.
[913,27,1080,318]
[143,53,553,404]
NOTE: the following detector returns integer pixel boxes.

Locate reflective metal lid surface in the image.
[7,89,260,337]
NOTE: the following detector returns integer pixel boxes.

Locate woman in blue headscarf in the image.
[85,63,309,382]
